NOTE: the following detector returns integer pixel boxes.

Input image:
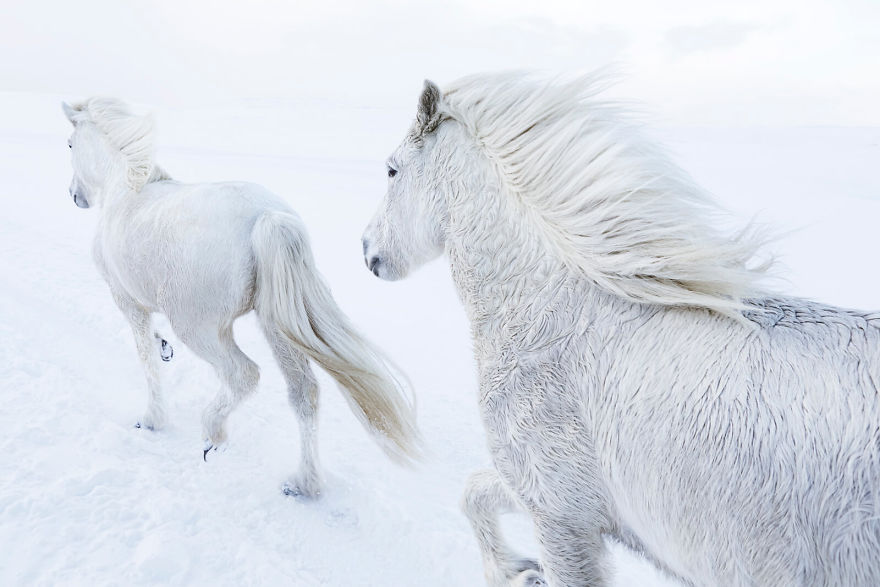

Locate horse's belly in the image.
[99,219,254,317]
[601,450,799,586]
[605,475,711,583]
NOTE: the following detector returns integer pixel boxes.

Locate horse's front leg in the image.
[530,506,611,586]
[112,292,167,430]
[531,485,612,587]
[462,469,546,586]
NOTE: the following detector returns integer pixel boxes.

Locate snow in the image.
[0,89,877,585]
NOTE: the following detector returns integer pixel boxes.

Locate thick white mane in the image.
[442,72,771,320]
[68,98,169,190]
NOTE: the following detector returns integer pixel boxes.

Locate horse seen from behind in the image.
[63,98,420,496]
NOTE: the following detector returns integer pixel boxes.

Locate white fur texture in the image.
[363,74,880,586]
[64,98,419,494]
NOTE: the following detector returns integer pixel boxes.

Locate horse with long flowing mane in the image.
[362,73,880,586]
[63,98,419,496]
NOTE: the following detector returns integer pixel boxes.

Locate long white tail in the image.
[251,211,420,463]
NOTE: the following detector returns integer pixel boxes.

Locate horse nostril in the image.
[368,255,381,275]
[362,238,369,256]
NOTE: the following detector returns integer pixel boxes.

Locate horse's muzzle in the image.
[72,193,89,208]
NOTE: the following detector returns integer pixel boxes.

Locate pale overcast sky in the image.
[2,0,877,124]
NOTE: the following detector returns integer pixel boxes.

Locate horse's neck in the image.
[444,159,592,344]
[99,164,171,210]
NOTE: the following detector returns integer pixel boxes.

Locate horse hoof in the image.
[281,482,301,497]
[281,481,320,499]
[159,339,173,362]
[135,421,157,431]
[136,410,165,431]
[202,437,227,461]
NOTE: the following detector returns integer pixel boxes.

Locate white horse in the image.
[362,73,880,586]
[63,98,419,496]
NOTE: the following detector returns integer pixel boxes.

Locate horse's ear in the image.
[416,79,442,130]
[62,101,79,125]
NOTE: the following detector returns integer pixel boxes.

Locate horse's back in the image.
[595,296,880,585]
[140,179,296,226]
[112,180,303,318]
[750,296,880,408]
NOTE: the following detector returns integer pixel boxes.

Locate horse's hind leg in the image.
[172,318,259,455]
[462,470,545,586]
[262,325,322,498]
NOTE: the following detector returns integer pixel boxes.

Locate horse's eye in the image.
[68,142,72,149]
[387,167,397,178]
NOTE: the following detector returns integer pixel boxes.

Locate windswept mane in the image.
[441,72,771,320]
[67,98,170,190]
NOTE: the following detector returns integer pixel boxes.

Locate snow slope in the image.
[0,91,878,586]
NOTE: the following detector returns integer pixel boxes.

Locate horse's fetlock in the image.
[511,569,546,587]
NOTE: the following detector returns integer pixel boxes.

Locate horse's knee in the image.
[461,470,504,519]
[461,474,485,517]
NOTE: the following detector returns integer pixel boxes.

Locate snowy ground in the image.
[1,90,878,586]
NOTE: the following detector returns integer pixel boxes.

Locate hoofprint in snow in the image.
[0,89,877,585]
